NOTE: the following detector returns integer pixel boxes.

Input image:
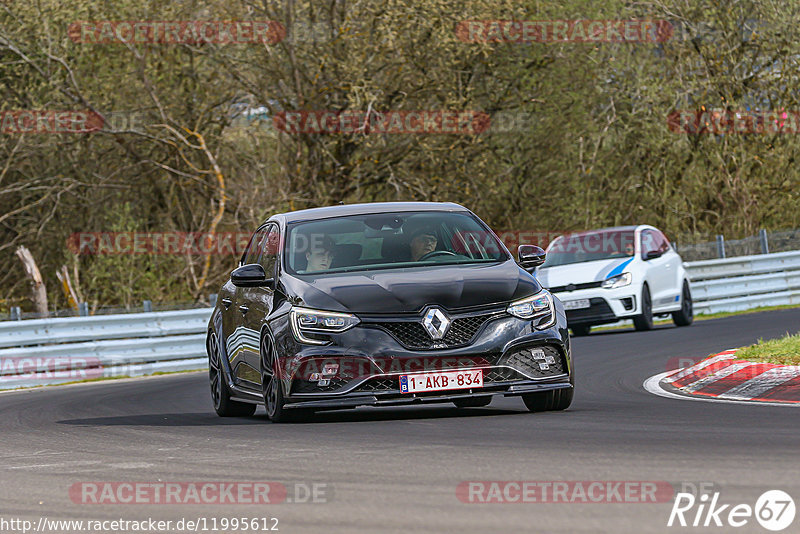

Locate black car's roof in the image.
[272,202,469,224]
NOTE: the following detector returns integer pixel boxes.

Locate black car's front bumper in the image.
[286,381,573,410]
[275,307,573,410]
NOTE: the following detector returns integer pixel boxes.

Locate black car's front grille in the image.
[504,345,566,379]
[376,322,430,349]
[355,377,397,392]
[291,377,349,394]
[549,281,603,293]
[368,312,502,350]
[483,367,526,383]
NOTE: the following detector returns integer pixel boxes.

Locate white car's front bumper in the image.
[551,284,643,325]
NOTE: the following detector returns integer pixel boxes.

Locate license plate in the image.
[399,369,483,394]
[563,299,590,310]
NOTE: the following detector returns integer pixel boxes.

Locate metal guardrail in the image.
[0,308,210,349]
[685,250,800,314]
[0,308,211,390]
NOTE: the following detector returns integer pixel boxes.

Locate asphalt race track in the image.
[2,309,799,533]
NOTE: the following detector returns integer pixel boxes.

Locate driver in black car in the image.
[302,235,336,272]
[409,227,438,261]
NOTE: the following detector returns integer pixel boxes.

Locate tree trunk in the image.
[15,246,48,317]
[56,265,80,312]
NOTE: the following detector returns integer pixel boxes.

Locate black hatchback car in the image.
[207,202,573,422]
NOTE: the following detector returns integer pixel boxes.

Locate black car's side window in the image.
[258,225,280,278]
[242,226,269,266]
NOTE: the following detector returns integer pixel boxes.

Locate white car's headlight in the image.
[506,291,556,329]
[601,272,632,289]
[290,307,360,345]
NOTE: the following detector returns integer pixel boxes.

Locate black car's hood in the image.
[281,261,541,314]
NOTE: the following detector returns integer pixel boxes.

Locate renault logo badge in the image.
[422,308,450,340]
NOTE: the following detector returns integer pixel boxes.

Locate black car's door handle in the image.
[221,298,232,309]
[238,304,249,314]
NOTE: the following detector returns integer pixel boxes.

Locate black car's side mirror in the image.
[518,245,546,271]
[644,250,664,260]
[231,263,274,287]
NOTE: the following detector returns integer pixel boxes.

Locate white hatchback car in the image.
[535,225,693,335]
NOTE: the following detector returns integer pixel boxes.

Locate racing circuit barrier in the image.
[1,249,800,390]
[0,308,211,390]
[684,250,800,314]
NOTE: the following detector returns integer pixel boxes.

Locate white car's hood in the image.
[536,257,635,288]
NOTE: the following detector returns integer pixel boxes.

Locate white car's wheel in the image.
[672,280,694,327]
[570,325,591,336]
[633,284,654,331]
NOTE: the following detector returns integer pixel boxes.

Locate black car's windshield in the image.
[542,230,636,267]
[285,211,509,275]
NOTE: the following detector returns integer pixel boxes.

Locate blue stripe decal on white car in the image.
[605,257,634,279]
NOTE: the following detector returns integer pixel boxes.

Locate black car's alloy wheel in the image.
[522,388,573,412]
[672,280,694,327]
[633,284,654,331]
[261,332,310,423]
[208,333,256,417]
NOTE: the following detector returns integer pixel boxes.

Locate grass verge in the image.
[735,333,800,366]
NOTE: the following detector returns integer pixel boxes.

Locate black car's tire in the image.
[633,284,654,331]
[522,388,573,412]
[208,333,257,417]
[672,280,694,327]
[453,396,492,408]
[570,324,591,336]
[261,332,311,423]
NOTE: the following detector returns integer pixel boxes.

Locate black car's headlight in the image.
[601,272,632,289]
[290,307,360,345]
[506,291,556,329]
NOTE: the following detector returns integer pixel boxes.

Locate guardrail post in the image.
[143,300,152,313]
[759,229,769,254]
[78,302,89,316]
[716,235,726,259]
[209,294,218,308]
[10,306,21,321]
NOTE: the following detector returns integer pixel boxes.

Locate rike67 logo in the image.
[668,489,795,531]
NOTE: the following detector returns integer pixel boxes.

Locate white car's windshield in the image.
[285,211,509,275]
[542,230,636,267]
